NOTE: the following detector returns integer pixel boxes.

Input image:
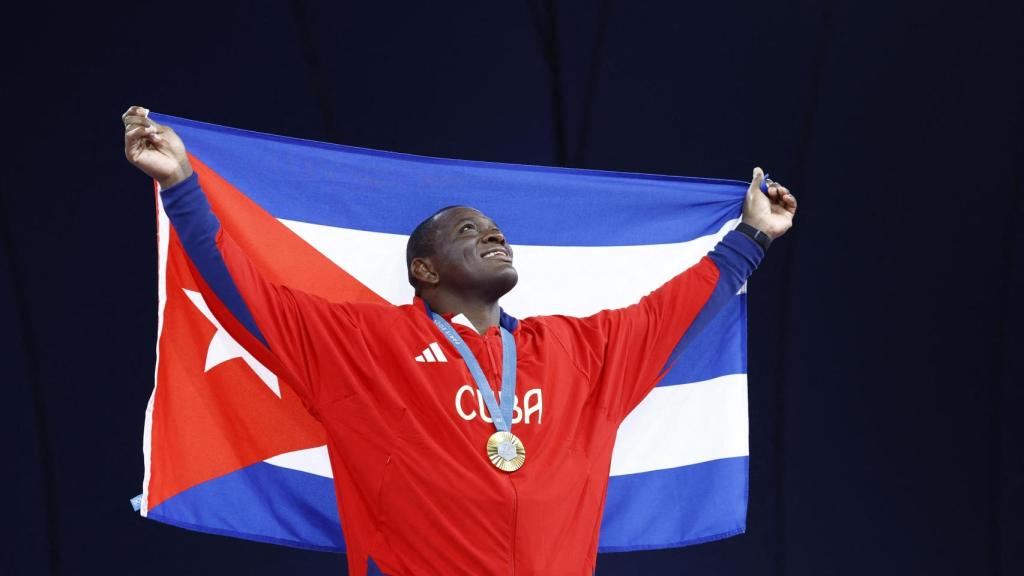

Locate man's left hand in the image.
[742,167,797,240]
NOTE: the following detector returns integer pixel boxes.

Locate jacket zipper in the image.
[510,476,518,575]
[483,332,516,575]
[483,331,500,396]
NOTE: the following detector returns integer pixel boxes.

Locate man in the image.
[123,105,796,575]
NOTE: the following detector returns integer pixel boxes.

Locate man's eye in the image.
[459,223,476,233]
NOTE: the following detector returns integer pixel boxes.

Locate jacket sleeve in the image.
[160,172,364,415]
[541,230,764,421]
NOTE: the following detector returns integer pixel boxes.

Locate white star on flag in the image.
[182,288,281,397]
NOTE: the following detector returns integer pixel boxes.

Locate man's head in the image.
[406,206,518,303]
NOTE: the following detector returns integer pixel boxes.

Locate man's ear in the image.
[411,257,439,286]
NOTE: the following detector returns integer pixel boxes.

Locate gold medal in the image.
[487,431,526,472]
[430,313,525,472]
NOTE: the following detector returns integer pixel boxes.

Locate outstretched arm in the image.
[124,106,270,344]
[546,167,797,420]
[124,106,350,412]
[702,166,798,334]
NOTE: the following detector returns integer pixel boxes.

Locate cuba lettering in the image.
[455,385,543,425]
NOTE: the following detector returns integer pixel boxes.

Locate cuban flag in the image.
[138,113,750,553]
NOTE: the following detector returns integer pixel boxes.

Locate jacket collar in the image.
[415,296,519,333]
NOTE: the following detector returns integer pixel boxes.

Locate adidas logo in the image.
[415,342,448,363]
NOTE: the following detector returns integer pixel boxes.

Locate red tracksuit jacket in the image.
[161,173,763,575]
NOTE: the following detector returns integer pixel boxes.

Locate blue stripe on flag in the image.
[658,295,746,386]
[599,456,748,552]
[148,462,344,553]
[153,113,747,246]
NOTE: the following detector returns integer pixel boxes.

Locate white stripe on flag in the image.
[265,445,333,478]
[142,195,173,517]
[610,373,749,476]
[264,373,747,481]
[279,218,739,316]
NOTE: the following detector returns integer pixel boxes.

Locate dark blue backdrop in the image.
[4,0,1022,574]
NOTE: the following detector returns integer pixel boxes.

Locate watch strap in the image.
[735,222,772,253]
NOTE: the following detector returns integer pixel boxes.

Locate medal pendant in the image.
[486,431,526,472]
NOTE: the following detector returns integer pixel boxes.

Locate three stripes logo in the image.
[415,342,448,363]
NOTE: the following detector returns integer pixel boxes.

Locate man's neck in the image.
[424,293,500,335]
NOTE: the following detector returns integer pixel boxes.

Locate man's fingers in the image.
[123,116,152,132]
[779,187,793,202]
[776,187,797,215]
[765,180,788,197]
[122,106,153,134]
[124,123,157,143]
[125,127,151,160]
[125,124,149,144]
[764,182,797,216]
[125,118,165,147]
[122,106,149,121]
[123,105,149,117]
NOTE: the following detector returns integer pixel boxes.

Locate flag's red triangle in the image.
[190,154,386,305]
[149,159,389,508]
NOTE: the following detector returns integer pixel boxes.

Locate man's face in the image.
[427,207,518,300]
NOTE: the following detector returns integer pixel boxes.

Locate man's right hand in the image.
[123,106,193,189]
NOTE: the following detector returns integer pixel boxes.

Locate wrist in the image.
[735,221,772,253]
[158,163,194,190]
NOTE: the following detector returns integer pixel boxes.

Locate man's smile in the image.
[480,247,512,262]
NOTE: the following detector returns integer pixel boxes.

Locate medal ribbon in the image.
[430,314,517,432]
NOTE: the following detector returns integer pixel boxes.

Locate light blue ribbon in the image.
[431,313,517,432]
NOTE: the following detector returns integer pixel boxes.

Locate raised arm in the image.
[124,106,269,342]
[544,167,797,420]
[123,106,353,413]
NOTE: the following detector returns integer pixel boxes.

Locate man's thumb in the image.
[749,167,765,193]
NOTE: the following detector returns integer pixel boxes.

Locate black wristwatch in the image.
[735,222,772,253]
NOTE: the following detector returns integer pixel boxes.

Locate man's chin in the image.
[488,268,519,300]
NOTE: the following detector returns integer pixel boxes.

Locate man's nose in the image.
[483,229,506,245]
